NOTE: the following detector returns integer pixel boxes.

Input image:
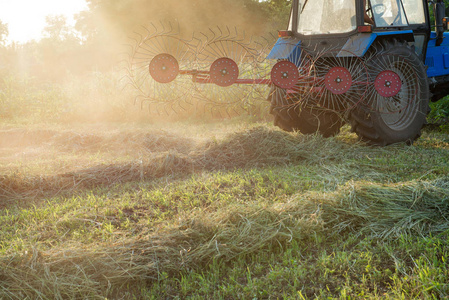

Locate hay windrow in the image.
[0,200,323,299]
[0,127,195,153]
[306,178,449,238]
[0,129,58,148]
[0,126,351,201]
[0,152,195,202]
[196,126,324,168]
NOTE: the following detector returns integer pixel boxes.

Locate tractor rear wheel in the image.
[269,88,343,137]
[350,41,429,145]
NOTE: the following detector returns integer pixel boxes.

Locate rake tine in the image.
[206,28,215,41]
[159,21,166,34]
[222,26,228,38]
[141,24,152,39]
[137,96,146,108]
[128,34,141,48]
[167,21,173,34]
[149,23,158,35]
[163,104,170,116]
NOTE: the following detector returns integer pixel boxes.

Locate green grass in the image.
[1,121,449,299]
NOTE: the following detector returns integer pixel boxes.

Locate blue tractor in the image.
[267,0,449,145]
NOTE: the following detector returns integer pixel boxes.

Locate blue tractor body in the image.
[426,31,449,77]
[267,0,449,145]
[268,31,414,60]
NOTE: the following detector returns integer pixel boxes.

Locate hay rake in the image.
[191,28,268,114]
[127,24,198,114]
[126,25,374,118]
[123,0,449,146]
[127,25,271,116]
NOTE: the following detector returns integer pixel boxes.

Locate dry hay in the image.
[0,127,195,154]
[1,126,448,298]
[50,130,195,154]
[0,126,350,201]
[302,178,449,238]
[0,200,322,299]
[0,129,58,148]
[197,126,314,169]
[0,152,194,204]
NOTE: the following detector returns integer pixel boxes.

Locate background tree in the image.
[0,21,12,80]
[0,20,8,46]
[42,15,72,41]
[37,16,84,80]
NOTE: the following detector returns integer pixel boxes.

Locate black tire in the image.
[350,40,429,146]
[269,87,344,137]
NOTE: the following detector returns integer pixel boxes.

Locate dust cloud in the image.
[102,0,278,40]
[0,0,287,140]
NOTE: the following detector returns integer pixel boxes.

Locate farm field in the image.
[1,120,448,299]
[3,0,449,298]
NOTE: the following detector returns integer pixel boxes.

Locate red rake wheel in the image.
[266,42,317,114]
[255,39,314,110]
[271,61,300,89]
[209,57,239,87]
[267,44,318,124]
[149,53,180,83]
[374,70,402,98]
[127,28,197,114]
[324,67,352,95]
[363,51,417,115]
[305,49,368,112]
[193,33,259,114]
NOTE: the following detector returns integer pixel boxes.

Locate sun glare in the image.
[0,0,88,43]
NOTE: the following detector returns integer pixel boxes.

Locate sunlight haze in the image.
[0,0,88,43]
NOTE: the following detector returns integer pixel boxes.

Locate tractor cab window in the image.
[402,0,425,24]
[369,0,408,27]
[295,0,357,35]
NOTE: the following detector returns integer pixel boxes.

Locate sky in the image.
[0,0,88,43]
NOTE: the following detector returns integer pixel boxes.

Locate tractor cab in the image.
[270,0,433,59]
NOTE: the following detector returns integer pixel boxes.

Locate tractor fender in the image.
[337,31,414,57]
[266,31,414,61]
[266,37,302,61]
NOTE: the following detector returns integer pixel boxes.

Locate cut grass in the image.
[1,174,448,299]
[1,122,449,299]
